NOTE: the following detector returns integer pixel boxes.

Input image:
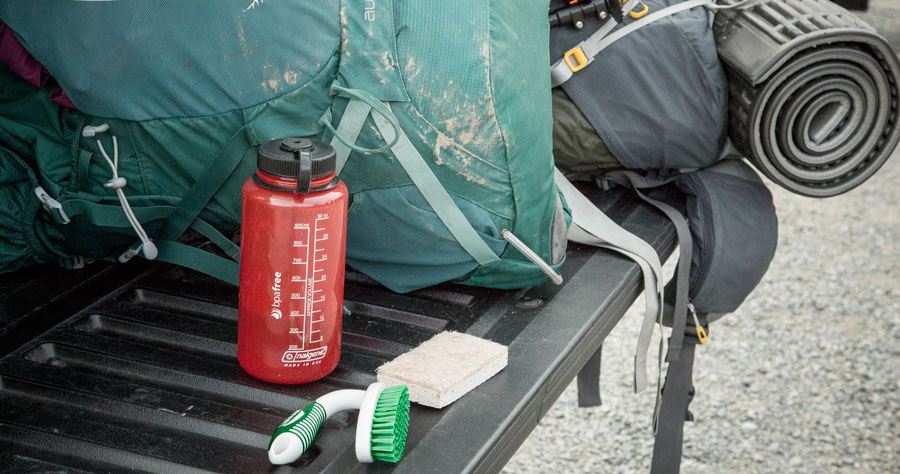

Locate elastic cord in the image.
[96,134,158,261]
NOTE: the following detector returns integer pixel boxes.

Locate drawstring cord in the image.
[84,124,158,262]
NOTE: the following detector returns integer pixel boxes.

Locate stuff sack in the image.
[663,159,778,321]
[0,0,567,293]
[548,0,729,172]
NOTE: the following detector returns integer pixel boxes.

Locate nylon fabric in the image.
[372,109,500,266]
[157,127,252,241]
[0,1,341,120]
[549,0,728,171]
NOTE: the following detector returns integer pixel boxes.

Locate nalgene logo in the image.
[271,272,282,318]
[365,0,375,21]
[282,346,328,363]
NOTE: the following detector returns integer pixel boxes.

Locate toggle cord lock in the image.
[87,125,158,261]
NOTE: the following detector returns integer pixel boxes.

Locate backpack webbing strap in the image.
[157,126,253,242]
[331,99,372,176]
[649,340,696,474]
[554,168,664,393]
[61,198,178,227]
[371,108,501,266]
[603,171,693,361]
[188,218,241,261]
[154,240,239,285]
[60,198,240,265]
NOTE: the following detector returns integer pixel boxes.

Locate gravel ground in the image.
[504,4,900,472]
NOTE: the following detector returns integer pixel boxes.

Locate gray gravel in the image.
[504,4,900,471]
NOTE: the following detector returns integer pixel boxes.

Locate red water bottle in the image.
[238,138,348,384]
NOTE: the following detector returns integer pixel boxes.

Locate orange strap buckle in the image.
[563,47,590,73]
[630,2,650,19]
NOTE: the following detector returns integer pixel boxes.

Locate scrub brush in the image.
[267,382,409,465]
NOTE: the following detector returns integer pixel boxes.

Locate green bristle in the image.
[369,385,410,463]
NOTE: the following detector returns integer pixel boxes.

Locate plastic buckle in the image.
[563,46,590,73]
[688,303,709,344]
[630,2,649,19]
[118,245,142,263]
[34,186,71,224]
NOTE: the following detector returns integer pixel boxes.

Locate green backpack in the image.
[0,0,568,293]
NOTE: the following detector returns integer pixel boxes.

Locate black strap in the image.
[577,345,603,407]
[650,340,696,474]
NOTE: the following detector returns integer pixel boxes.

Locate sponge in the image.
[376,331,508,409]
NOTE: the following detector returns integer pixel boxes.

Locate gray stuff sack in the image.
[663,159,778,322]
[549,0,729,172]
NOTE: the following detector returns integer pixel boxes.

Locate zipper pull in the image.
[688,302,709,344]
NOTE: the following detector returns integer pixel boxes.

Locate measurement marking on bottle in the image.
[313,297,325,304]
[309,330,323,343]
[289,328,302,334]
[291,276,305,282]
[290,310,302,317]
[313,289,324,294]
[290,293,305,300]
[291,258,305,265]
[292,241,308,248]
[293,223,310,229]
[314,256,327,262]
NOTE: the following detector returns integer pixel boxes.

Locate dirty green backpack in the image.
[0,0,568,293]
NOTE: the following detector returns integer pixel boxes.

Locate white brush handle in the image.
[268,389,366,465]
[354,382,385,463]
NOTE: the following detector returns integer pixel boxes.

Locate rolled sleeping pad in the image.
[715,0,900,197]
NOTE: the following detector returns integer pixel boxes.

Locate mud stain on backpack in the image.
[404,57,422,83]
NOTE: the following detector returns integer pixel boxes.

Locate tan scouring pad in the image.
[376,331,508,409]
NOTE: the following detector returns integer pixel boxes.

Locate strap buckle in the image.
[629,1,650,18]
[34,186,71,225]
[563,46,590,73]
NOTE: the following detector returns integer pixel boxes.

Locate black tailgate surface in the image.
[0,187,676,474]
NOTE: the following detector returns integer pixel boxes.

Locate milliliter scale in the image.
[284,215,331,362]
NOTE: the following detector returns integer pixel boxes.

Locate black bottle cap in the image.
[256,138,336,179]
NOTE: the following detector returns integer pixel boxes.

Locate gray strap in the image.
[604,170,693,361]
[372,109,501,266]
[551,0,714,87]
[554,168,664,393]
[330,99,373,176]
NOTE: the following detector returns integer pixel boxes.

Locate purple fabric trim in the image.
[50,89,77,109]
[0,23,50,88]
